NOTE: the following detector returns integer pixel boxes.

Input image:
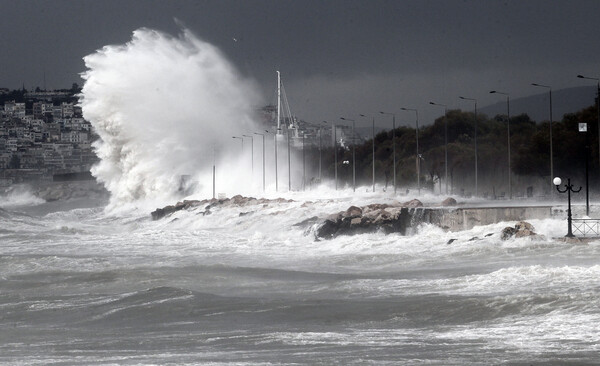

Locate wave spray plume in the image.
[80,28,262,208]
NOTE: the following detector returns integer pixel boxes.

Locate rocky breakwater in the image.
[315,199,448,239]
[151,195,294,220]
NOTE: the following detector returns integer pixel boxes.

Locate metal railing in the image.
[572,219,600,237]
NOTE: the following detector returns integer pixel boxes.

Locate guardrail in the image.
[572,219,600,237]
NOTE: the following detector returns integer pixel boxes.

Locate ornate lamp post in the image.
[554,177,581,238]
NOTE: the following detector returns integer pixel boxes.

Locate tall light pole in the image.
[333,122,338,190]
[242,134,254,177]
[401,107,420,195]
[360,114,376,193]
[212,146,216,199]
[490,90,512,199]
[340,117,356,192]
[319,121,327,182]
[429,102,448,195]
[459,97,478,197]
[531,83,554,199]
[324,120,338,189]
[577,74,600,174]
[379,111,397,194]
[301,130,306,191]
[265,130,278,192]
[254,132,265,192]
[287,129,291,192]
[232,136,243,150]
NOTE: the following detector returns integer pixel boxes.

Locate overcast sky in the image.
[2,0,600,126]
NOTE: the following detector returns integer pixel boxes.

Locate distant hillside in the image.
[479,86,597,122]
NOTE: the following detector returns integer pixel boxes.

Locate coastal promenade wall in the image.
[439,206,553,231]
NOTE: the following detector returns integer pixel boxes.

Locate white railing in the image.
[572,219,600,237]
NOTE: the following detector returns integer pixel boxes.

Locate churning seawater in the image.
[1,191,599,365]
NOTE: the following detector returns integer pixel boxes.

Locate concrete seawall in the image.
[439,206,553,231]
[315,205,554,239]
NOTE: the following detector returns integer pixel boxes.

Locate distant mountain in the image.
[479,86,597,122]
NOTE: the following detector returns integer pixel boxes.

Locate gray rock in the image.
[350,217,362,226]
[441,197,457,206]
[293,216,319,228]
[501,226,517,240]
[403,199,423,208]
[501,221,539,240]
[344,205,363,219]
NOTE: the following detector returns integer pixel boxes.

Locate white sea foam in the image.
[0,186,44,208]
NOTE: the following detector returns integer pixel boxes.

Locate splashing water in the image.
[80,28,262,208]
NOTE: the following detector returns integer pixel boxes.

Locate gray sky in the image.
[2,0,599,126]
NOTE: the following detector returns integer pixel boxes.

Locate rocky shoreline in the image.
[150,195,294,220]
[150,195,545,241]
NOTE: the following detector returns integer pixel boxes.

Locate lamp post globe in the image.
[553,177,562,186]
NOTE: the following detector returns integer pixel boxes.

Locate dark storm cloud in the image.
[1,0,599,126]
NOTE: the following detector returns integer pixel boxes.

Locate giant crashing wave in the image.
[80,28,262,209]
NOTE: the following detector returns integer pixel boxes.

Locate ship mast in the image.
[276,70,281,134]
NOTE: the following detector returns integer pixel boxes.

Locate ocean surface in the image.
[1,189,599,365]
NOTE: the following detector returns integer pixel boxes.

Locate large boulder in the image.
[501,226,517,240]
[514,221,536,238]
[403,199,423,208]
[441,197,457,206]
[362,203,390,214]
[344,205,363,219]
[501,221,540,240]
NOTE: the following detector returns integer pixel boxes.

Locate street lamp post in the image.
[212,146,216,199]
[531,83,554,199]
[458,97,478,197]
[319,121,327,182]
[334,122,338,190]
[429,102,448,195]
[265,130,278,192]
[379,111,397,194]
[253,132,266,192]
[579,123,590,215]
[577,74,600,175]
[554,177,581,238]
[287,129,291,192]
[340,117,356,192]
[401,107,421,195]
[242,134,254,177]
[360,114,376,193]
[302,130,306,191]
[490,90,512,199]
[232,136,243,151]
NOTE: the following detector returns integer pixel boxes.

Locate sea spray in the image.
[80,28,263,208]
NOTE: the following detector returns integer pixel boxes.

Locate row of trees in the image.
[306,102,598,198]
